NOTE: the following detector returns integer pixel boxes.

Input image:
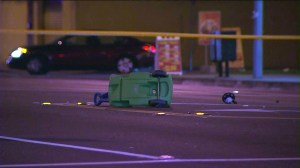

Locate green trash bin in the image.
[108,70,173,107]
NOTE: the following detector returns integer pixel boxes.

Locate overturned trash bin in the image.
[94,70,173,108]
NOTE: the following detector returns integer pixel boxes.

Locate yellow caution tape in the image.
[0,29,299,40]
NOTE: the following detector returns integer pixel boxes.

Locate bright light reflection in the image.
[42,102,51,105]
[159,155,174,159]
[196,112,205,115]
[20,48,27,53]
[156,112,166,115]
[11,47,27,58]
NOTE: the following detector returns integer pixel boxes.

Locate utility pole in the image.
[189,0,196,72]
[253,0,263,78]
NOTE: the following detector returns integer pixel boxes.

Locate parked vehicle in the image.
[6,35,156,74]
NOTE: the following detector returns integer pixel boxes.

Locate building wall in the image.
[0,1,28,66]
[75,0,299,70]
[263,1,299,69]
[76,1,188,32]
[0,0,75,67]
[0,1,299,70]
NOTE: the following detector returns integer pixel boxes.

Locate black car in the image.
[6,35,156,74]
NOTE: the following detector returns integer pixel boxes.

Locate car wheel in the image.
[116,56,134,74]
[27,58,48,75]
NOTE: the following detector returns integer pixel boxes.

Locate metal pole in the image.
[204,45,208,66]
[189,0,196,72]
[253,0,263,79]
[27,0,33,46]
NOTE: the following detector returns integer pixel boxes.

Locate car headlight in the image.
[11,47,27,58]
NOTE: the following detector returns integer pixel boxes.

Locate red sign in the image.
[198,11,221,46]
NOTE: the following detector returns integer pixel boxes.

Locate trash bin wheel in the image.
[149,99,169,108]
[222,92,237,104]
[151,70,167,78]
[94,92,109,106]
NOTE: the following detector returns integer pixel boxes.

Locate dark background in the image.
[0,1,299,70]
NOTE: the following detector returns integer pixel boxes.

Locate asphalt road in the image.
[0,71,299,168]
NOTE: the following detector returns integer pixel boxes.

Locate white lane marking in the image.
[1,157,300,167]
[173,90,300,98]
[39,102,300,120]
[172,102,227,106]
[50,103,300,120]
[172,102,299,111]
[203,109,300,113]
[0,136,160,160]
[49,102,300,112]
[209,115,300,120]
[71,102,230,107]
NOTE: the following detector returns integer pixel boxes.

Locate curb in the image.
[172,76,299,91]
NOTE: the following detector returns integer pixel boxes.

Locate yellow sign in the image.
[198,11,221,46]
[155,36,182,75]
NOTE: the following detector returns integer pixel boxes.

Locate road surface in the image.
[0,71,299,168]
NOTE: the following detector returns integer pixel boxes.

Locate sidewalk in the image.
[172,71,300,90]
[1,65,299,90]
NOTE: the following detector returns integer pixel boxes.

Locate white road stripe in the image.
[50,103,300,120]
[173,90,300,98]
[172,103,299,113]
[203,109,300,113]
[54,102,299,112]
[38,102,300,120]
[172,102,227,106]
[1,158,300,167]
[0,136,160,160]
